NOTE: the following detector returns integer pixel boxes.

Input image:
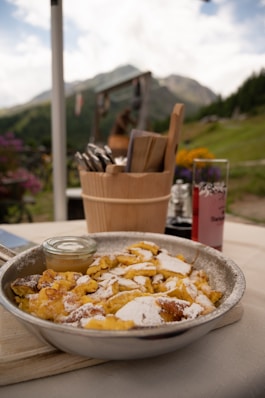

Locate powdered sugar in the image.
[76,274,91,286]
[157,251,191,275]
[196,293,215,310]
[63,292,79,312]
[164,277,179,291]
[118,277,139,289]
[182,278,198,299]
[183,302,203,319]
[133,275,148,286]
[116,296,163,326]
[130,248,153,261]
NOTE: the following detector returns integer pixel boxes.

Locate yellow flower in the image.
[176,147,215,170]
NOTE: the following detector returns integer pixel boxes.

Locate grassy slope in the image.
[180,114,265,222]
[181,114,265,162]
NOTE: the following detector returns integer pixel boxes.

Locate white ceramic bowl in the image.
[0,232,246,360]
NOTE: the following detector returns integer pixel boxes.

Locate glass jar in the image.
[42,236,97,273]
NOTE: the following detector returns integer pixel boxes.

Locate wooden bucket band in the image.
[81,193,171,204]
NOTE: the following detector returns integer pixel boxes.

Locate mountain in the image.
[0,64,217,149]
[28,82,80,105]
[159,74,217,106]
[1,66,263,153]
[3,64,217,115]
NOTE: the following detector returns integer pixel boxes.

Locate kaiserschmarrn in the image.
[11,241,223,330]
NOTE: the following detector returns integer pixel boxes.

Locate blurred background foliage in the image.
[0,69,264,224]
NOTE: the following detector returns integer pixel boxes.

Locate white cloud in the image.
[1,0,265,107]
[9,0,50,29]
[63,0,265,97]
[0,32,50,107]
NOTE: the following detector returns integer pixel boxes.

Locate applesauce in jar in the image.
[42,236,97,273]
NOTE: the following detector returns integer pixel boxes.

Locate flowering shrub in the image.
[0,132,42,197]
[174,147,215,183]
[0,131,23,173]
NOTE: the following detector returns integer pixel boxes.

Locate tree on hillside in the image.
[195,69,265,120]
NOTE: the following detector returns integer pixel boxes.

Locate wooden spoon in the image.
[164,103,184,179]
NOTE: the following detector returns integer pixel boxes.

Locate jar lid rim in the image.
[42,236,97,256]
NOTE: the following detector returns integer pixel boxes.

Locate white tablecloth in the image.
[1,220,265,398]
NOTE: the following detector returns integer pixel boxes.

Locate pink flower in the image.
[0,132,42,196]
[10,168,42,195]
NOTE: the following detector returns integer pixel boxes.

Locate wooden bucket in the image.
[79,170,172,233]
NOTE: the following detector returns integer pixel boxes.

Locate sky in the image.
[0,0,265,109]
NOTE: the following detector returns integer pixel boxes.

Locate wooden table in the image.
[1,220,265,397]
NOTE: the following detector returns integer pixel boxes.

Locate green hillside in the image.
[181,114,265,163]
[179,114,265,223]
